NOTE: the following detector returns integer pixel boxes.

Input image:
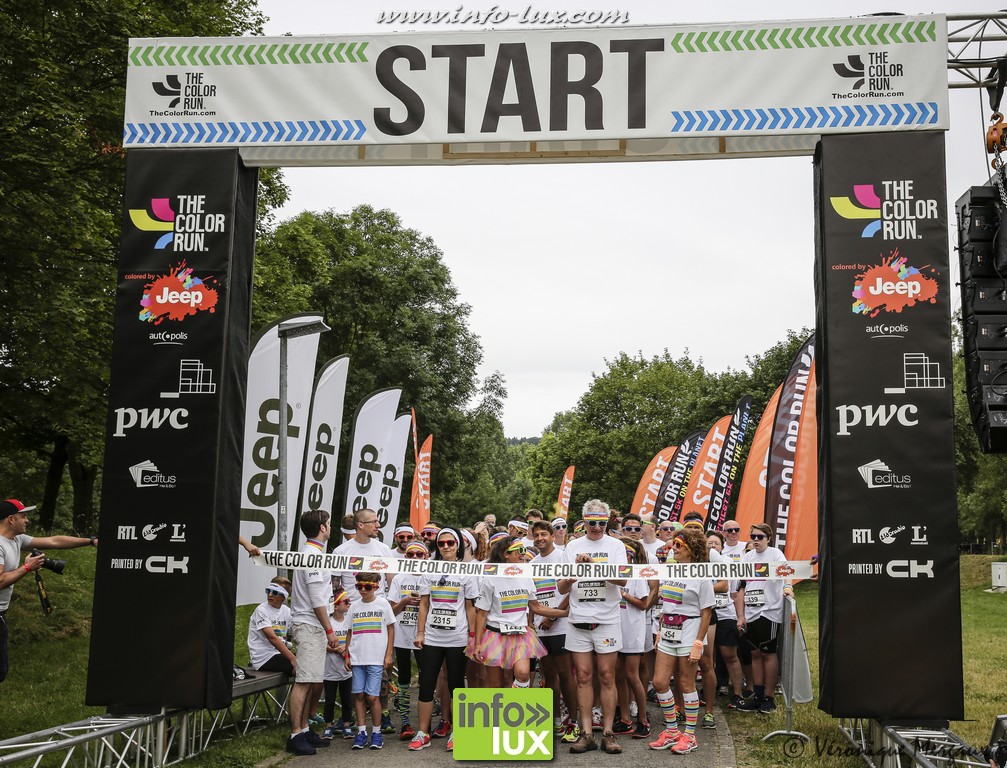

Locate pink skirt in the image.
[469,626,547,668]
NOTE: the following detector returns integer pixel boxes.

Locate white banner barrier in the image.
[251,550,813,580]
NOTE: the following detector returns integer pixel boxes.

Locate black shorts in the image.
[715,618,740,648]
[539,634,569,656]
[745,616,779,654]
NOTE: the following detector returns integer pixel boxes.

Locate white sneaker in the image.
[629,701,639,719]
[591,707,603,731]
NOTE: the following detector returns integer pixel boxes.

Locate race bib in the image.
[660,614,686,644]
[430,607,458,629]
[400,607,419,626]
[714,593,730,610]
[499,622,525,635]
[577,580,605,602]
[745,588,766,607]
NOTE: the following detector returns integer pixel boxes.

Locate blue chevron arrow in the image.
[891,103,905,124]
[840,107,855,128]
[181,123,195,143]
[353,120,366,140]
[670,112,683,132]
[778,109,793,130]
[293,120,307,141]
[307,120,321,141]
[171,123,183,141]
[250,122,263,142]
[342,119,355,139]
[865,104,879,126]
[237,122,250,142]
[766,108,780,130]
[852,104,866,127]
[124,124,137,143]
[261,122,274,141]
[755,109,769,130]
[905,102,918,124]
[707,111,722,130]
[827,106,841,126]
[741,109,755,130]
[880,104,894,124]
[152,123,164,142]
[682,112,695,131]
[206,122,218,142]
[718,109,731,130]
[925,102,938,124]
[696,111,709,131]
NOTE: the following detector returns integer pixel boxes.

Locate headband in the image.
[506,539,525,553]
[405,542,428,556]
[489,531,508,543]
[550,518,567,528]
[333,590,349,604]
[437,529,460,545]
[623,542,636,560]
[422,524,441,535]
[673,535,688,548]
[642,520,656,528]
[266,584,289,598]
[573,520,586,533]
[341,527,355,537]
[582,509,609,521]
[508,519,529,531]
[394,525,415,536]
[683,520,705,531]
[461,529,477,550]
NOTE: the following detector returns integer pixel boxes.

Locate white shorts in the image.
[564,622,622,654]
[291,622,326,683]
[656,616,705,658]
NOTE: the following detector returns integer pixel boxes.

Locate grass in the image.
[4,553,1007,768]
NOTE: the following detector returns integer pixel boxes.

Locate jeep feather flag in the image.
[379,413,413,542]
[234,313,324,606]
[342,388,402,542]
[705,395,753,532]
[734,384,781,534]
[631,446,677,519]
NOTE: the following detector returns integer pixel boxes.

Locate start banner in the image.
[124,16,948,149]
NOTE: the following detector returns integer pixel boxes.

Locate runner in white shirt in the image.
[708,532,745,709]
[558,499,628,755]
[332,509,394,602]
[720,519,748,561]
[735,523,793,715]
[649,526,714,755]
[389,524,416,559]
[614,538,656,739]
[387,542,428,740]
[247,577,296,673]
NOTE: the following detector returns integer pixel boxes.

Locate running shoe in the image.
[322,723,339,740]
[648,728,683,750]
[285,733,316,756]
[591,707,603,731]
[703,712,716,729]
[671,733,698,754]
[554,718,568,736]
[728,695,744,710]
[446,733,454,751]
[380,712,394,733]
[759,697,777,714]
[612,719,634,735]
[408,730,431,751]
[351,731,369,749]
[370,732,384,750]
[562,722,581,743]
[629,700,638,719]
[341,724,354,739]
[304,730,329,748]
[735,696,763,712]
[432,719,451,738]
[400,722,415,740]
[632,721,651,739]
[569,732,598,753]
[601,732,623,754]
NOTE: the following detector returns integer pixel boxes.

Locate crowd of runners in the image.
[245,501,793,757]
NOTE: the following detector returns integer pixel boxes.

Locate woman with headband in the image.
[470,536,565,688]
[387,542,429,740]
[549,516,568,548]
[410,527,477,753]
[648,526,713,755]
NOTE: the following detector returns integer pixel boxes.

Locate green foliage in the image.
[522,331,813,516]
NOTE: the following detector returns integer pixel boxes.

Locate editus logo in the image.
[452,689,552,760]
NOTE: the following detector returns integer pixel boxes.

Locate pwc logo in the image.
[139,262,219,325]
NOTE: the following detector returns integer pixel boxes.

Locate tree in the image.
[0,2,266,530]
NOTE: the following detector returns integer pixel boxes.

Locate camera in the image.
[30,549,66,575]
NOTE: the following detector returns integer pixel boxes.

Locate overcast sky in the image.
[254,0,991,437]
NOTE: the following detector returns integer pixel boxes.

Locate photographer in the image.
[1,498,96,683]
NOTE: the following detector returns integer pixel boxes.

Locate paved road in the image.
[262,698,739,768]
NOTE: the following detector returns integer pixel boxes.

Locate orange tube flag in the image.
[786,360,818,569]
[631,447,677,518]
[556,466,575,518]
[678,415,732,523]
[410,434,432,532]
[734,385,782,533]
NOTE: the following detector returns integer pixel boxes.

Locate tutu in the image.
[469,626,547,668]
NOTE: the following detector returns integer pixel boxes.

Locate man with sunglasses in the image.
[720,520,747,562]
[389,525,416,559]
[247,576,296,674]
[332,509,394,604]
[559,499,628,755]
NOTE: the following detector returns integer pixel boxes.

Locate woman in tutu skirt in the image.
[471,536,567,688]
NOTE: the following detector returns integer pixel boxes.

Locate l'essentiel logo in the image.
[453,689,552,760]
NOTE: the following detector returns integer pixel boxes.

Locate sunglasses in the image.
[436,539,457,548]
[671,541,683,548]
[336,598,351,605]
[585,520,607,528]
[507,546,526,555]
[405,552,426,558]
[265,589,284,597]
[622,526,642,533]
[396,534,415,541]
[658,526,675,532]
[552,523,567,530]
[749,533,768,541]
[724,527,741,533]
[355,582,379,591]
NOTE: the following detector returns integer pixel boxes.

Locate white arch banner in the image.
[124,15,948,165]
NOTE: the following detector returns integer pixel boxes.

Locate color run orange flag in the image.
[786,360,818,569]
[631,447,677,518]
[734,384,782,534]
[410,434,432,532]
[556,466,575,518]
[678,414,732,522]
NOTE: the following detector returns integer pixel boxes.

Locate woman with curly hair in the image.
[648,526,713,755]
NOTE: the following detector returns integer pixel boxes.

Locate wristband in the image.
[468,632,476,637]
[691,639,704,647]
[325,628,334,635]
[23,564,30,573]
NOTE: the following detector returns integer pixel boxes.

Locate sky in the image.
[253,0,993,437]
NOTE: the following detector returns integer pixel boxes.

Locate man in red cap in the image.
[0,499,97,682]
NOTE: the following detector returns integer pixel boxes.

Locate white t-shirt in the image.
[332,537,395,602]
[708,548,737,620]
[740,546,787,623]
[658,577,715,618]
[290,541,333,626]
[387,572,425,649]
[417,572,478,647]
[619,579,651,653]
[531,547,568,637]
[721,541,747,562]
[0,533,31,611]
[347,597,396,665]
[324,613,352,681]
[247,601,292,669]
[642,539,663,562]
[476,576,534,633]
[563,534,629,625]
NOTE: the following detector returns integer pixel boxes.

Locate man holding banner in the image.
[333,509,394,601]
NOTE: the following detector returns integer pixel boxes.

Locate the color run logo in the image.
[129,195,226,252]
[830,180,938,239]
[139,262,219,324]
[851,251,938,316]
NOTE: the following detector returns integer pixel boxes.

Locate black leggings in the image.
[257,653,294,674]
[417,644,466,703]
[324,678,353,723]
[396,646,423,686]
